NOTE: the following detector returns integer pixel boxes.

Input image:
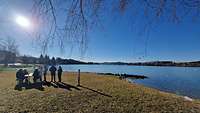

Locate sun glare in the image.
[15,15,31,28]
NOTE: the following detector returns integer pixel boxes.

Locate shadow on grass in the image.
[43,81,58,88]
[43,81,80,91]
[15,81,80,92]
[15,82,44,91]
[79,85,112,98]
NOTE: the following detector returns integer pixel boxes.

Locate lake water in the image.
[61,64,200,99]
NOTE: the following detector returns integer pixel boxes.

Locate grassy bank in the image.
[0,72,200,113]
[0,65,34,72]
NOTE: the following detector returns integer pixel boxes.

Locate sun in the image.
[15,15,31,28]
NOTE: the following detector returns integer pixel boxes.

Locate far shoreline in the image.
[60,63,200,68]
[2,59,200,68]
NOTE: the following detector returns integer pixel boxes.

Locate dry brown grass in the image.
[0,71,200,113]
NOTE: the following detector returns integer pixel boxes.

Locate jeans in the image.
[51,72,56,82]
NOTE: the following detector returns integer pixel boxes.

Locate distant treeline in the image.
[1,50,200,67]
[102,61,200,67]
[15,55,92,65]
[0,50,97,65]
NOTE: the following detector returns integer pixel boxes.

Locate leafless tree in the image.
[30,0,200,54]
[32,0,104,54]
[0,0,200,56]
[0,37,19,66]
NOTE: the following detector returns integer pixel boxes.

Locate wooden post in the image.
[77,69,80,86]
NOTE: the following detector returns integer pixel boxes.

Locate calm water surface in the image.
[62,64,200,99]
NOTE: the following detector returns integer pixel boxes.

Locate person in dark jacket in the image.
[49,65,57,82]
[16,69,24,80]
[57,66,63,82]
[33,68,43,83]
[23,69,29,84]
[15,69,24,90]
[16,69,25,84]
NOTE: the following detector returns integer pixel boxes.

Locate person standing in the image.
[43,64,48,82]
[49,65,57,82]
[57,66,63,82]
[38,65,43,82]
[23,69,29,84]
[33,68,40,83]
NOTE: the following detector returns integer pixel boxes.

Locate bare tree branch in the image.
[27,0,200,55]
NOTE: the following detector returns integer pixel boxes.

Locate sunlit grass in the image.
[0,71,199,113]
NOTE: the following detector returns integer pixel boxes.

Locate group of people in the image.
[16,65,63,85]
[48,65,63,82]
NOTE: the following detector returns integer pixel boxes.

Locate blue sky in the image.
[1,0,200,62]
